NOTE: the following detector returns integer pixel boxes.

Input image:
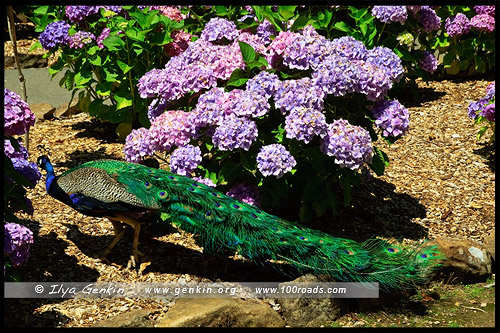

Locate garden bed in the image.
[5,75,495,328]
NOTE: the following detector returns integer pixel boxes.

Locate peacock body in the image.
[37,156,442,290]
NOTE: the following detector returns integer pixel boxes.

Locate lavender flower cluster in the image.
[371,6,408,24]
[4,222,34,267]
[468,82,495,122]
[419,51,438,74]
[371,99,410,137]
[226,182,261,207]
[4,89,36,136]
[132,20,409,181]
[256,144,297,178]
[39,21,70,50]
[320,119,374,170]
[445,13,471,37]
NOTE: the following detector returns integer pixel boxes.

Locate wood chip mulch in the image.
[5,76,495,327]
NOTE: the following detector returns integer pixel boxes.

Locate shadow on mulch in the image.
[52,148,123,170]
[62,222,292,282]
[473,141,495,172]
[313,177,428,243]
[67,118,119,143]
[4,219,99,328]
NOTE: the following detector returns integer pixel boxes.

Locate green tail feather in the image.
[66,159,444,289]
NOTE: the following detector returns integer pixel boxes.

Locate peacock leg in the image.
[100,219,125,261]
[129,222,145,268]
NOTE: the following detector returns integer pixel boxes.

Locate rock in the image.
[30,102,55,120]
[483,230,495,263]
[427,238,493,284]
[276,274,344,327]
[54,100,82,118]
[4,54,48,69]
[156,298,284,327]
[91,309,154,328]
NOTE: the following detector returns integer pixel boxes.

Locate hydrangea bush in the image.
[468,82,495,142]
[4,89,40,278]
[27,5,494,221]
[125,12,411,221]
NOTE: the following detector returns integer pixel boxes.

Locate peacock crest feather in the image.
[37,156,443,289]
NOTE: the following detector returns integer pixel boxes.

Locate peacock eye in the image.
[420,254,428,259]
[144,182,153,189]
[158,191,169,199]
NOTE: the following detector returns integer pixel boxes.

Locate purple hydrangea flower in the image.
[137,39,244,102]
[445,13,471,37]
[371,6,408,24]
[212,114,258,151]
[226,182,261,207]
[188,87,239,130]
[312,56,361,97]
[284,106,327,144]
[282,25,330,70]
[418,6,441,32]
[68,31,95,49]
[474,6,495,17]
[237,32,267,55]
[320,119,374,170]
[470,14,495,33]
[65,6,100,22]
[124,128,153,163]
[192,176,216,188]
[354,61,394,101]
[328,36,367,61]
[419,51,438,74]
[4,222,34,267]
[274,77,325,114]
[246,71,280,99]
[200,17,239,42]
[164,30,192,57]
[265,30,298,69]
[256,19,276,45]
[481,102,495,122]
[233,91,270,118]
[11,158,41,188]
[96,27,111,49]
[256,144,297,178]
[149,110,193,153]
[371,99,410,137]
[4,139,28,160]
[4,89,36,136]
[469,82,495,120]
[366,46,404,82]
[38,21,70,50]
[169,144,202,176]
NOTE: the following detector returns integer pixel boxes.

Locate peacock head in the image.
[37,155,52,171]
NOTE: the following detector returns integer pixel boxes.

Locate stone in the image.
[91,309,154,328]
[483,230,495,263]
[276,274,344,327]
[427,237,493,284]
[156,298,284,327]
[30,102,55,120]
[54,100,82,118]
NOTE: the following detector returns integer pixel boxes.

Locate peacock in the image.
[37,155,442,290]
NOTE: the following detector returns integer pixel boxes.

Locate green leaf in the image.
[114,92,133,110]
[117,59,134,74]
[238,41,256,63]
[367,147,389,176]
[74,70,93,87]
[102,35,125,51]
[333,21,351,32]
[474,55,486,73]
[48,58,65,76]
[318,10,333,29]
[96,82,113,96]
[126,28,146,42]
[442,52,456,67]
[29,41,42,52]
[226,68,248,88]
[115,122,133,141]
[290,15,309,31]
